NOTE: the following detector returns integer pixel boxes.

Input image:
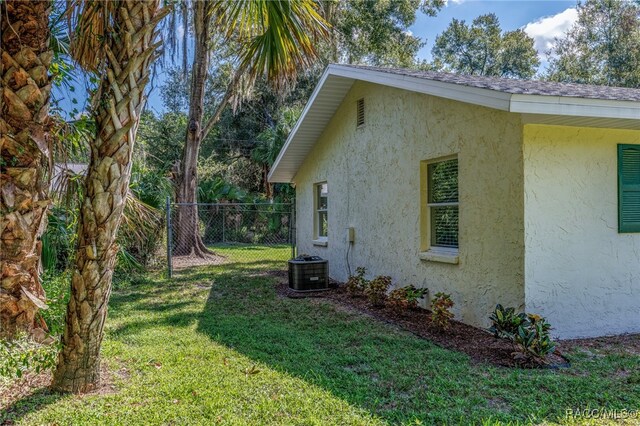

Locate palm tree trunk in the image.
[0,0,52,338]
[174,0,213,257]
[51,0,167,393]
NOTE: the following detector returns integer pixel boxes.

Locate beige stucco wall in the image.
[523,125,640,339]
[293,81,525,329]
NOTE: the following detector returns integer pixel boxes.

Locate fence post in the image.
[166,196,173,278]
[290,203,296,259]
[222,205,225,244]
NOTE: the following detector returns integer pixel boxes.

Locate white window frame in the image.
[420,156,459,264]
[314,182,328,244]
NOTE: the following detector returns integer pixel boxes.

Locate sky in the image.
[410,0,577,63]
[54,1,580,117]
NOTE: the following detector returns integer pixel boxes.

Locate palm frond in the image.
[214,0,330,89]
[66,0,117,72]
[120,192,164,255]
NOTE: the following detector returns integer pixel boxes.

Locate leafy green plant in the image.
[430,292,454,331]
[488,304,529,340]
[512,314,556,367]
[387,285,428,313]
[346,267,368,296]
[0,334,59,380]
[41,272,71,336]
[364,275,392,306]
[488,306,556,366]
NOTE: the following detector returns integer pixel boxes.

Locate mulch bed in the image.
[171,253,226,270]
[274,277,570,369]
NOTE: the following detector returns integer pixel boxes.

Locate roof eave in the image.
[510,94,640,120]
[268,65,640,184]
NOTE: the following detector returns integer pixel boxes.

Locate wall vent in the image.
[356,98,365,127]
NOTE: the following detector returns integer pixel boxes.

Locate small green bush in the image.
[488,304,528,340]
[512,314,556,366]
[0,272,71,381]
[364,275,392,306]
[387,285,428,313]
[489,306,556,366]
[41,272,71,336]
[346,267,368,296]
[0,334,59,381]
[430,292,454,331]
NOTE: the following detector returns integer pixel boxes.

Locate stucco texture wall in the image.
[523,124,640,339]
[293,81,525,329]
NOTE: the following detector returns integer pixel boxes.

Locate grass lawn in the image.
[2,246,639,425]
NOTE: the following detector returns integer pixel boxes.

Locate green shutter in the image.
[618,144,640,233]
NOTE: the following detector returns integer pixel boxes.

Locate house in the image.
[268,64,640,339]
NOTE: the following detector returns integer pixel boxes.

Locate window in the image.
[427,158,459,249]
[315,182,328,239]
[618,144,640,233]
[356,98,365,128]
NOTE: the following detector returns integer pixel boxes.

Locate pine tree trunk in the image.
[0,0,52,338]
[174,0,213,257]
[51,0,166,393]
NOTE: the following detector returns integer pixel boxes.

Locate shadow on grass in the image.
[103,262,639,424]
[0,385,64,424]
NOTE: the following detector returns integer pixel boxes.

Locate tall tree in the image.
[432,13,540,78]
[173,0,215,256]
[0,0,53,338]
[52,0,169,393]
[546,0,640,87]
[173,0,329,257]
[326,0,441,67]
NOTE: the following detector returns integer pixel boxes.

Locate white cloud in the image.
[524,8,578,58]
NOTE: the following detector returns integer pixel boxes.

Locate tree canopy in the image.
[328,0,437,67]
[545,0,640,87]
[431,13,539,78]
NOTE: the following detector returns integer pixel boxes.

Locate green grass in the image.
[208,243,293,264]
[2,248,639,425]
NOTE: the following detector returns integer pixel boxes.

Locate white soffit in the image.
[268,70,354,183]
[521,114,640,130]
[268,65,640,183]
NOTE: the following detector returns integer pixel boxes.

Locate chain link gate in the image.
[166,198,295,277]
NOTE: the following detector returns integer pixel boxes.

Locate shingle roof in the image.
[347,65,640,102]
[268,64,640,183]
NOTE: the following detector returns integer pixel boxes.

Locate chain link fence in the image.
[166,200,295,276]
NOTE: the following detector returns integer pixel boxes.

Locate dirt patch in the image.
[0,363,116,416]
[171,253,226,270]
[275,280,570,369]
[558,334,640,357]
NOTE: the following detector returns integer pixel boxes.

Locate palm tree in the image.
[0,0,53,338]
[173,0,329,257]
[51,0,169,393]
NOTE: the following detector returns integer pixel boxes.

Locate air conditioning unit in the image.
[288,256,329,292]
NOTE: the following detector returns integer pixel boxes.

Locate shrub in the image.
[489,306,556,366]
[430,292,454,330]
[0,334,59,381]
[512,314,556,366]
[41,206,78,273]
[364,275,392,306]
[387,285,428,313]
[488,304,529,340]
[41,272,71,336]
[346,267,368,296]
